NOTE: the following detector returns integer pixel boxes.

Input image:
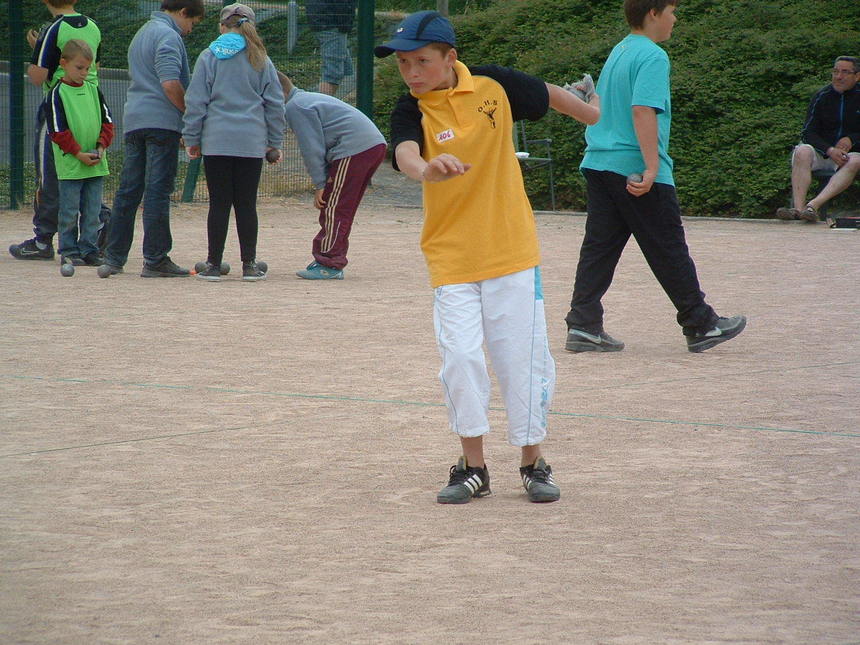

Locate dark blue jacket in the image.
[801,84,860,155]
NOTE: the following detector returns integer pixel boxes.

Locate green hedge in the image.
[7,1,860,215]
[373,0,860,216]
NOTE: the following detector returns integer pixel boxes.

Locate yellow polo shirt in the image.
[391,61,549,287]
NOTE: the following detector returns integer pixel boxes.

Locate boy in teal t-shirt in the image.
[45,40,114,266]
[564,0,746,354]
[581,32,674,186]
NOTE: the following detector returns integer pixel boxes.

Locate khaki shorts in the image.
[792,143,839,172]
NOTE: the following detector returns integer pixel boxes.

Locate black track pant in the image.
[565,169,718,336]
[203,155,263,265]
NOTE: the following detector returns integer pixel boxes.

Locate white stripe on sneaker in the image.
[463,473,482,493]
[522,473,556,489]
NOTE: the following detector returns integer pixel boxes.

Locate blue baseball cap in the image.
[374,10,456,58]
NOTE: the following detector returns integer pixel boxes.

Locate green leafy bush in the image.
[6,0,860,214]
[373,0,860,216]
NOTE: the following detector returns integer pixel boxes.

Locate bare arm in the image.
[546,83,600,125]
[27,65,48,86]
[394,140,471,183]
[162,80,186,113]
[629,105,659,196]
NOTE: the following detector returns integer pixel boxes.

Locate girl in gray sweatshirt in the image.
[182,3,285,281]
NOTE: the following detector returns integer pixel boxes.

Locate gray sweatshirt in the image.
[285,87,386,189]
[183,40,285,158]
[123,12,190,134]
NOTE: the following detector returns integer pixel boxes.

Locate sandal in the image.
[799,205,819,222]
[775,207,800,220]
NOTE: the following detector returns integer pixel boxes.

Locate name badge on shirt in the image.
[436,128,455,144]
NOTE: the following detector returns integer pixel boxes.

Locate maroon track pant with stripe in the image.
[312,143,386,270]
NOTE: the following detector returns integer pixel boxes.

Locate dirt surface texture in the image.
[1,177,858,644]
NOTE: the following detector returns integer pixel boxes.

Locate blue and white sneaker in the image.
[437,456,490,504]
[565,327,625,353]
[520,457,560,503]
[296,261,343,280]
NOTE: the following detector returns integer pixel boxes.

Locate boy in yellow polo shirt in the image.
[375,11,599,504]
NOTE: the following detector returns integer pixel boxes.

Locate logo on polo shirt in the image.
[478,99,498,129]
[436,128,455,143]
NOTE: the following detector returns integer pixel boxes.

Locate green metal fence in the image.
[2,0,382,209]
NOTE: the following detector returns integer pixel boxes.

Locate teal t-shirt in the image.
[581,34,674,186]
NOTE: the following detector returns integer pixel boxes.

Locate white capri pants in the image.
[433,266,556,447]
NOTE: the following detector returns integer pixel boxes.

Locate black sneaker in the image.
[9,238,54,260]
[61,255,86,266]
[242,260,267,281]
[519,457,560,503]
[437,456,490,504]
[196,263,221,281]
[83,253,103,266]
[686,315,747,353]
[140,256,190,278]
[99,264,123,276]
[565,327,625,353]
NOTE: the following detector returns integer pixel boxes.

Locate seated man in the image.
[777,56,860,222]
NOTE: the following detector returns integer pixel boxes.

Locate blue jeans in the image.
[57,176,104,259]
[104,128,180,267]
[316,31,353,85]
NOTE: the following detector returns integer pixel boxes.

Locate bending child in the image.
[278,72,386,280]
[375,11,599,504]
[183,3,285,281]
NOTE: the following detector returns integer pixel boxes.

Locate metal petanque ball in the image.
[257,261,267,273]
[627,173,643,184]
[265,149,280,164]
[60,263,75,277]
[97,263,112,278]
[220,262,230,275]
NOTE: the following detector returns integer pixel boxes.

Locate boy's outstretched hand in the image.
[563,73,595,103]
[422,154,472,182]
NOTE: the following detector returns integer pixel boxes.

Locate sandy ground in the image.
[1,183,858,644]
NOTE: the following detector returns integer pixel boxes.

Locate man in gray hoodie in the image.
[102,0,204,277]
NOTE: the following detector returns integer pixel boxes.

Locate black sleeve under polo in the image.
[470,64,549,122]
[390,93,423,170]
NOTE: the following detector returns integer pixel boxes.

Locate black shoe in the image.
[61,255,86,266]
[195,263,221,281]
[520,457,561,503]
[99,264,123,276]
[83,253,103,266]
[436,456,490,504]
[9,238,54,260]
[140,256,190,278]
[242,260,267,281]
[565,327,625,353]
[686,315,747,353]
